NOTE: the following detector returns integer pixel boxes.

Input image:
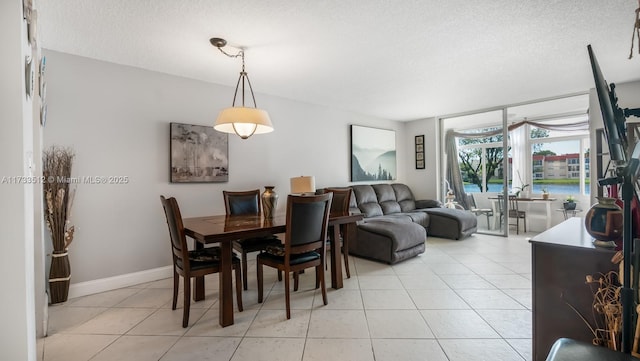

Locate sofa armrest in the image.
[415,199,443,209]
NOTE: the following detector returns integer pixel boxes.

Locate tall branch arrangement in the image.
[43,146,76,252]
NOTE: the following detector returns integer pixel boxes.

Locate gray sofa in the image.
[345,183,477,264]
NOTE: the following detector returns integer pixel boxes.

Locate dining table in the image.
[489,196,557,230]
[182,211,363,327]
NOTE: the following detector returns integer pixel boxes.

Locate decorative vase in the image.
[49,250,71,304]
[261,186,278,219]
[564,201,577,210]
[542,193,549,200]
[584,197,623,242]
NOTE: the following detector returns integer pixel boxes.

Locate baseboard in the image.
[68,266,173,299]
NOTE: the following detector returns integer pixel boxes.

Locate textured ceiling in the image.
[37,0,640,121]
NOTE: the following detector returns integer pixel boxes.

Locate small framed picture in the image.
[415,134,425,169]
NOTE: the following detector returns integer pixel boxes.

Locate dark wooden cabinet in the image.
[530,217,618,361]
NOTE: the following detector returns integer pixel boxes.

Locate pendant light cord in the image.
[215,44,258,108]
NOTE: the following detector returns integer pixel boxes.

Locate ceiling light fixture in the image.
[210,37,273,139]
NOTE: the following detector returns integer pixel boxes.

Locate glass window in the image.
[458,132,505,193]
[530,136,590,195]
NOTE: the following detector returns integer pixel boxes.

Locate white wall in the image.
[0,0,39,359]
[42,50,409,289]
[404,117,439,201]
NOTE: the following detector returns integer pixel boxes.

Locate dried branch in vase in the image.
[43,146,76,252]
[587,271,622,350]
[563,270,623,351]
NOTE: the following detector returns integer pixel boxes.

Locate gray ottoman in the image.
[423,207,477,240]
[349,219,426,264]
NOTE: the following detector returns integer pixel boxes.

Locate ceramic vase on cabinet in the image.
[584,197,623,242]
[262,186,278,219]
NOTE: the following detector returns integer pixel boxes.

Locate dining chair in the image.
[323,187,353,278]
[223,189,283,290]
[160,195,243,328]
[496,194,505,229]
[257,193,333,319]
[508,195,527,234]
[466,193,493,230]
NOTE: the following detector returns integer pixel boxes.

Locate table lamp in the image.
[290,176,316,195]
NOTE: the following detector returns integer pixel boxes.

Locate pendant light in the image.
[210,37,273,139]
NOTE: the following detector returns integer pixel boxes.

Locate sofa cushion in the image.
[372,184,402,215]
[391,183,417,212]
[359,220,426,252]
[355,220,426,263]
[402,211,430,228]
[352,185,384,217]
[423,207,477,240]
[363,214,413,224]
[416,199,443,208]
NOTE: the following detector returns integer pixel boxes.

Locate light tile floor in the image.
[40,232,535,361]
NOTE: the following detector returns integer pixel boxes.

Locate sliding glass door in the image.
[439,93,589,236]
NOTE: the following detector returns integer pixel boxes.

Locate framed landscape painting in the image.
[350,125,396,181]
[170,122,229,183]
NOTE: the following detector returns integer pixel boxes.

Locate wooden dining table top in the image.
[183,212,364,244]
[183,213,287,243]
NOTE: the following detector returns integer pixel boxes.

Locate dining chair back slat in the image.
[224,190,261,215]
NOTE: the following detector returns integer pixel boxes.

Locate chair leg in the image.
[172,269,179,310]
[241,251,249,290]
[524,216,527,232]
[342,241,351,279]
[234,264,243,312]
[257,260,264,303]
[182,277,191,328]
[284,271,291,319]
[294,271,299,291]
[278,270,283,282]
[516,217,520,235]
[318,265,328,305]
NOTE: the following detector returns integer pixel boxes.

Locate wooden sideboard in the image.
[530,217,618,361]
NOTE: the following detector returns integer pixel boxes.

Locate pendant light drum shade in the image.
[210,37,274,139]
[215,107,273,139]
